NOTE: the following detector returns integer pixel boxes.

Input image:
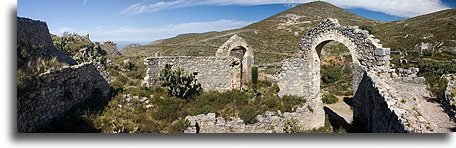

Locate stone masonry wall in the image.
[17,63,110,133]
[443,74,456,119]
[17,17,77,65]
[184,104,324,133]
[353,71,432,133]
[143,56,242,91]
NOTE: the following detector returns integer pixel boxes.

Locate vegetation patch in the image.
[322,93,338,104]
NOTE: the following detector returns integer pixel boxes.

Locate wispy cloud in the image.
[82,0,87,6]
[118,0,451,17]
[52,19,254,42]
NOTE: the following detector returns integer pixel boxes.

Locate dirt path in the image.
[389,80,455,133]
[325,96,353,123]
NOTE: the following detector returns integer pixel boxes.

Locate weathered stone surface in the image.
[353,72,433,133]
[443,74,456,119]
[17,17,77,65]
[276,18,444,133]
[99,41,121,56]
[184,104,324,133]
[215,35,255,84]
[17,63,110,133]
[143,35,254,91]
[143,56,243,91]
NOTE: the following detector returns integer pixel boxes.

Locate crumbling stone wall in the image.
[276,18,436,133]
[390,67,427,84]
[443,74,456,119]
[17,17,77,65]
[99,41,121,56]
[17,63,110,133]
[278,18,390,99]
[184,104,324,133]
[353,72,431,133]
[143,56,242,91]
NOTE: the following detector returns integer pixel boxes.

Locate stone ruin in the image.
[443,74,456,119]
[143,34,254,91]
[148,18,455,133]
[17,17,110,132]
[275,18,453,133]
[17,17,77,65]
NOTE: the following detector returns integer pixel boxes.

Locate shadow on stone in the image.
[323,106,351,132]
[37,89,111,133]
[343,97,353,106]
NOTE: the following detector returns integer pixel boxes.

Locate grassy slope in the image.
[120,1,455,73]
[120,2,380,64]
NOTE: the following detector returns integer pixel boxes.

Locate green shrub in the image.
[251,66,258,88]
[52,33,94,56]
[284,119,303,133]
[429,78,448,103]
[419,61,456,102]
[279,95,306,112]
[359,25,374,34]
[321,65,344,83]
[168,119,189,133]
[322,93,338,104]
[239,106,257,124]
[154,98,185,122]
[262,97,278,108]
[159,64,202,100]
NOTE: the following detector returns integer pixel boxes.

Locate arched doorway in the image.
[216,35,255,87]
[279,18,390,98]
[277,18,391,130]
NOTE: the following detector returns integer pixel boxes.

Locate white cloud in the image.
[57,19,254,42]
[119,0,451,17]
[82,0,87,6]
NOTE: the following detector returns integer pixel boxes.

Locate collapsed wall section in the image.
[17,63,110,133]
[143,56,242,91]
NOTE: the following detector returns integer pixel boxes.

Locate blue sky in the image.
[17,0,456,48]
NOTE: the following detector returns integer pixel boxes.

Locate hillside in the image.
[120,1,456,73]
[120,2,379,61]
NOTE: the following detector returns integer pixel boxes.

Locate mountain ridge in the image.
[120,1,455,70]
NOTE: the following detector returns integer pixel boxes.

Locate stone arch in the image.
[278,18,390,98]
[216,34,255,84]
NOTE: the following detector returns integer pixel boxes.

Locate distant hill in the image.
[120,1,455,69]
[120,43,142,50]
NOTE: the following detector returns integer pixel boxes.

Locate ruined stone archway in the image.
[216,35,255,84]
[278,18,391,98]
[277,19,391,130]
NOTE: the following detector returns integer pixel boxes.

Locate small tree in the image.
[251,66,258,89]
[159,64,201,100]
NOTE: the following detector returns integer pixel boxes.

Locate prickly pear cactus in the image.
[159,64,202,99]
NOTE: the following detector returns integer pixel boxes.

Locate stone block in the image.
[375,48,387,56]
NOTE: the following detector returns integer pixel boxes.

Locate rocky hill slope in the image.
[120,1,455,70]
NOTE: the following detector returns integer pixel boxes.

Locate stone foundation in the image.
[184,104,324,133]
